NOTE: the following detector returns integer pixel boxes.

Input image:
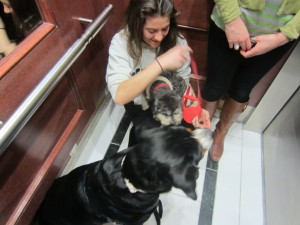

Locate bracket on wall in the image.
[73,17,93,24]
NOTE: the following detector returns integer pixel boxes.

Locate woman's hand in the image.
[224,17,252,51]
[240,33,290,58]
[157,45,193,71]
[192,109,211,129]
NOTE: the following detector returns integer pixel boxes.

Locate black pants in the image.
[125,102,194,147]
[202,21,295,103]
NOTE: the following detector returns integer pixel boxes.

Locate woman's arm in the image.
[214,0,241,23]
[106,33,192,106]
[115,45,192,105]
[240,32,290,58]
[214,0,252,51]
[279,10,300,40]
[240,9,300,58]
[224,16,252,51]
[115,59,162,105]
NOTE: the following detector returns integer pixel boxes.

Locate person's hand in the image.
[240,33,290,58]
[224,17,252,51]
[192,109,211,129]
[156,45,193,71]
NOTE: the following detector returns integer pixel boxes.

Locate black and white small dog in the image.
[141,71,187,126]
[38,126,205,225]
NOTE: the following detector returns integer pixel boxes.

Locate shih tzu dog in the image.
[141,71,187,126]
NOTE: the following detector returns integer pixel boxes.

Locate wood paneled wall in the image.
[0,0,296,224]
[0,0,126,224]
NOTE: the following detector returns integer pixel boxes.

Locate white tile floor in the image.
[63,98,264,225]
[212,124,264,225]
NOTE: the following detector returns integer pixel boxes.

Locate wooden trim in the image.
[178,24,208,33]
[0,0,57,80]
[6,110,84,225]
[0,23,55,79]
[37,0,57,24]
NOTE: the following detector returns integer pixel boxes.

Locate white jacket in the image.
[106,30,191,104]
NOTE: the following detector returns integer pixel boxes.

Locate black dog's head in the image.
[122,126,202,200]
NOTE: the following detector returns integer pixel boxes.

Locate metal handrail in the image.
[0,4,114,156]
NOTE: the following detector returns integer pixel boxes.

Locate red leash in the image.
[182,55,203,124]
[190,55,201,101]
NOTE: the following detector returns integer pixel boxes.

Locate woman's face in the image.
[143,16,170,49]
[1,0,13,13]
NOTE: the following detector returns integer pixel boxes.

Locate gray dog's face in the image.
[145,71,187,126]
[151,92,183,125]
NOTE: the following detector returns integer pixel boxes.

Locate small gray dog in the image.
[141,71,187,125]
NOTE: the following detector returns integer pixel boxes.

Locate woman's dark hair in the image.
[124,0,181,66]
[9,0,42,41]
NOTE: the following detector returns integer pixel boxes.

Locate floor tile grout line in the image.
[110,142,121,146]
[206,167,218,173]
[104,112,131,158]
[198,156,218,225]
[238,132,244,225]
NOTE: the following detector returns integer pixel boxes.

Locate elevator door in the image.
[262,87,300,225]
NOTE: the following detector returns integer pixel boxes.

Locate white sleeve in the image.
[106,32,133,101]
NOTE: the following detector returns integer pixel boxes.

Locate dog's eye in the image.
[161,111,171,116]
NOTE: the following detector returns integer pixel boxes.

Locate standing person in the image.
[106,0,206,146]
[202,0,300,162]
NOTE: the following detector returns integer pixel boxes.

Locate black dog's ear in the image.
[122,149,174,193]
[132,113,161,142]
[169,158,199,200]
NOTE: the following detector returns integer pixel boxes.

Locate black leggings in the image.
[201,21,295,103]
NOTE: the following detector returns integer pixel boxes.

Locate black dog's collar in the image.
[121,156,146,194]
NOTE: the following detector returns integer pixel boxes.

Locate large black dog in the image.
[38,126,203,225]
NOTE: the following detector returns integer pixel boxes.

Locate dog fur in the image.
[139,71,213,153]
[38,126,203,225]
[141,71,187,126]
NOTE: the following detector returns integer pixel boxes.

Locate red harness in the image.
[182,86,202,124]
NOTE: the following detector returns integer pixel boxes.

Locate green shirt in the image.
[212,0,300,39]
